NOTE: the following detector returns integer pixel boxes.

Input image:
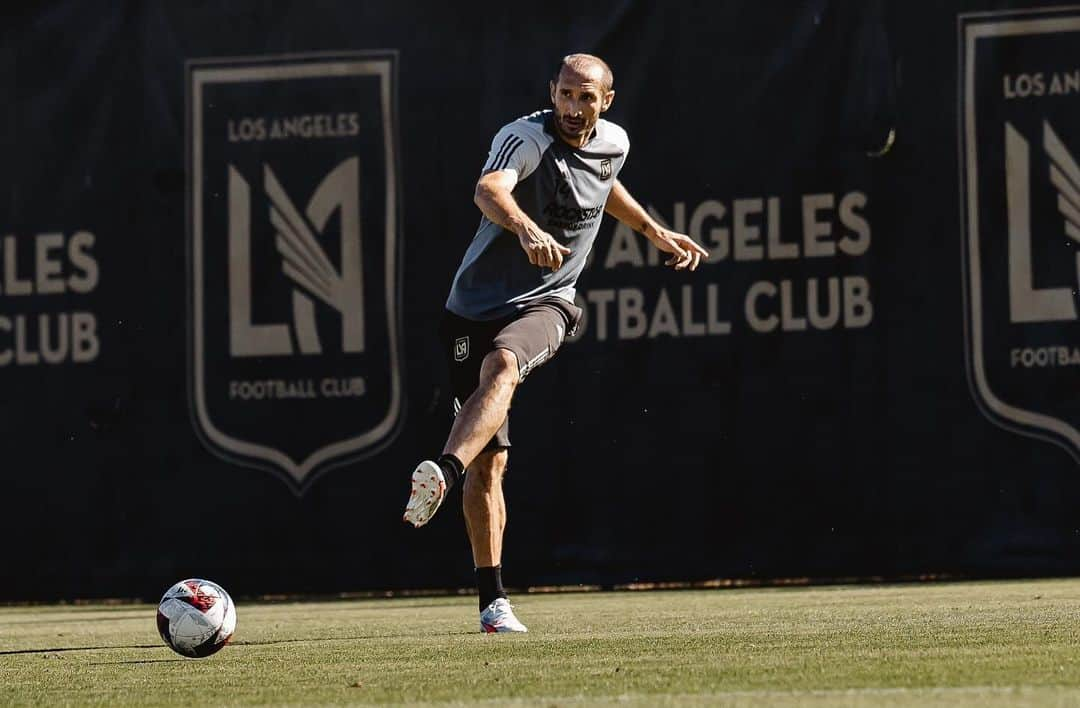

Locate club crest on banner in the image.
[187,52,404,492]
[959,9,1080,461]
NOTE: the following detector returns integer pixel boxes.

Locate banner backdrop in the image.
[0,1,1077,600]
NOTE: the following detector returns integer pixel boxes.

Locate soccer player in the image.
[403,54,709,633]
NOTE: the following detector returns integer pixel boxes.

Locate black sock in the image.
[436,453,464,490]
[477,565,507,610]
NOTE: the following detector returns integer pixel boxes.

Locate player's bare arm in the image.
[604,179,709,271]
[474,170,571,271]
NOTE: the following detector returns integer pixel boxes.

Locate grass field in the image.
[3,579,1080,706]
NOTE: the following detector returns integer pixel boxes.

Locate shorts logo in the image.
[959,9,1080,461]
[454,336,469,362]
[518,346,549,382]
[188,51,404,492]
[599,158,612,180]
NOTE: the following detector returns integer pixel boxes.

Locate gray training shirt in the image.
[446,110,629,320]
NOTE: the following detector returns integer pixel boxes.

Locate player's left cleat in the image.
[402,460,447,528]
[479,598,529,633]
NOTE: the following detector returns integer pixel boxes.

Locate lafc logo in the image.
[188,52,404,492]
[228,159,364,357]
[960,9,1080,461]
[1004,121,1080,324]
[454,336,469,362]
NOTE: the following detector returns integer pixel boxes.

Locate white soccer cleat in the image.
[402,460,446,528]
[479,598,528,633]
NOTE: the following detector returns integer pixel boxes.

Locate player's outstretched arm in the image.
[475,170,572,271]
[604,179,709,271]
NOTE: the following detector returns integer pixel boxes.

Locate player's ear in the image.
[601,89,615,113]
[550,80,557,105]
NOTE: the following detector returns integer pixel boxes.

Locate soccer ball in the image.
[156,578,237,658]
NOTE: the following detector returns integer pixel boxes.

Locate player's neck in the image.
[555,129,591,149]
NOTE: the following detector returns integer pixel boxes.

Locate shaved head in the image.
[554,53,614,93]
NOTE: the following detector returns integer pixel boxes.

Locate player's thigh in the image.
[439,311,514,450]
[439,311,500,410]
[491,300,576,381]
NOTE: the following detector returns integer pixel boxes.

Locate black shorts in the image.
[439,297,582,450]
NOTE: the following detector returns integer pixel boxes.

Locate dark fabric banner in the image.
[0,0,1077,600]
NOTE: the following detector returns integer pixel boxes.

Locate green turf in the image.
[3,579,1080,706]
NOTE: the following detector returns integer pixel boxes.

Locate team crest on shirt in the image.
[187,51,405,493]
[454,337,470,362]
[599,158,612,180]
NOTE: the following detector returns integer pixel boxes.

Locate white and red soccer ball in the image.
[156,578,237,658]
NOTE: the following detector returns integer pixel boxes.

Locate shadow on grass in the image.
[2,613,149,626]
[256,601,470,612]
[0,644,161,656]
[231,631,476,647]
[1,631,477,656]
[88,658,187,665]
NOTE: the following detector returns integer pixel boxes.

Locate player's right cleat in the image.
[402,460,447,528]
[479,598,528,633]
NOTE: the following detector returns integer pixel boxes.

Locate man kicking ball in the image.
[403,53,709,633]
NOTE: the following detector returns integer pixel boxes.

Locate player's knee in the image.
[468,450,507,488]
[482,349,520,389]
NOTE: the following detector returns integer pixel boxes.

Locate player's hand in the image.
[651,229,709,271]
[516,224,572,271]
